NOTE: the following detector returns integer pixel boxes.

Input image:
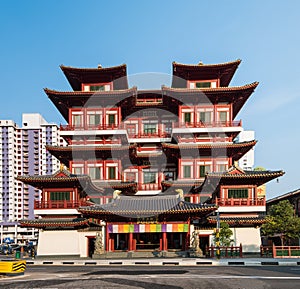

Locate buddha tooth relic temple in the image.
[17,59,284,258]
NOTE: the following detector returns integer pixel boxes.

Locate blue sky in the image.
[1,0,299,198]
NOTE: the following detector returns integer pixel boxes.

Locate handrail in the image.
[173,120,242,128]
[60,123,126,131]
[34,200,89,209]
[215,198,266,206]
[207,244,243,258]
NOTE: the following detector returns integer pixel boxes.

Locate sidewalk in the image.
[3,256,299,266]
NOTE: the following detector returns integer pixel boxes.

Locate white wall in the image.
[233,227,261,252]
[37,230,103,257]
[37,230,80,256]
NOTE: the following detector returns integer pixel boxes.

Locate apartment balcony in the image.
[34,200,89,209]
[215,198,266,207]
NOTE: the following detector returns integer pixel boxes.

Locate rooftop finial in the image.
[198,60,203,65]
[97,64,102,69]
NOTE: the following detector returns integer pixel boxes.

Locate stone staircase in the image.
[93,250,189,259]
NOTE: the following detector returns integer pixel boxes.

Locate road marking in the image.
[138,275,300,280]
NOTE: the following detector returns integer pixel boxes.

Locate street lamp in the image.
[216,209,220,259]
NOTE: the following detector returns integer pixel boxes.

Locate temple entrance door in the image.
[167,233,186,250]
[87,237,95,257]
[199,235,209,255]
[113,233,129,251]
[135,233,161,250]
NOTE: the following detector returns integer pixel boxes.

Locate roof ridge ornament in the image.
[175,189,184,201]
[113,190,122,199]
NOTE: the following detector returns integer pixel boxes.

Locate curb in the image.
[23,259,300,266]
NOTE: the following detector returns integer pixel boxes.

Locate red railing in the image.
[136,97,163,104]
[34,200,89,209]
[215,198,266,206]
[173,120,242,129]
[138,183,160,191]
[60,123,126,131]
[70,139,121,145]
[128,129,171,139]
[261,245,300,258]
[177,136,231,143]
[207,244,243,258]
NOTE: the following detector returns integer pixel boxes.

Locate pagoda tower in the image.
[17,60,284,257]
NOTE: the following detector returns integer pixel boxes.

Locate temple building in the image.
[17,60,284,257]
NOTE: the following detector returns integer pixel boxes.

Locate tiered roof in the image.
[20,217,90,229]
[207,215,266,226]
[79,193,217,219]
[46,144,137,166]
[172,59,241,88]
[45,87,136,121]
[60,64,128,91]
[16,169,103,194]
[162,140,257,161]
[162,82,259,118]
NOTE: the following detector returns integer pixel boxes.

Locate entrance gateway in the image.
[79,194,216,254]
[107,223,189,251]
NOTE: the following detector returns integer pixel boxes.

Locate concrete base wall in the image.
[36,230,102,257]
[233,227,261,253]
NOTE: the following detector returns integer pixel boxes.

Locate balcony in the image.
[60,124,125,131]
[128,129,171,139]
[138,183,160,191]
[136,97,163,105]
[34,200,89,209]
[215,198,266,207]
[173,120,242,129]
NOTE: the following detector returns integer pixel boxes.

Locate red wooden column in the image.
[128,232,133,251]
[162,231,167,251]
[105,225,110,252]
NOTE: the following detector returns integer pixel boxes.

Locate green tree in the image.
[261,200,300,246]
[213,222,234,246]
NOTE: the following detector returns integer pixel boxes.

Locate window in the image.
[73,167,83,175]
[50,191,70,201]
[143,172,156,184]
[108,167,116,179]
[199,165,211,177]
[164,171,174,181]
[218,111,228,122]
[228,188,248,199]
[217,164,228,172]
[125,172,136,182]
[200,111,212,123]
[108,114,116,125]
[144,123,156,134]
[89,167,101,179]
[72,114,82,126]
[184,112,191,123]
[90,85,105,91]
[196,82,211,88]
[88,114,101,125]
[183,166,191,178]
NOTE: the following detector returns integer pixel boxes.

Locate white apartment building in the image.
[0,113,64,243]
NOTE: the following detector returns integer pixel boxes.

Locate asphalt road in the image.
[1,265,300,289]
